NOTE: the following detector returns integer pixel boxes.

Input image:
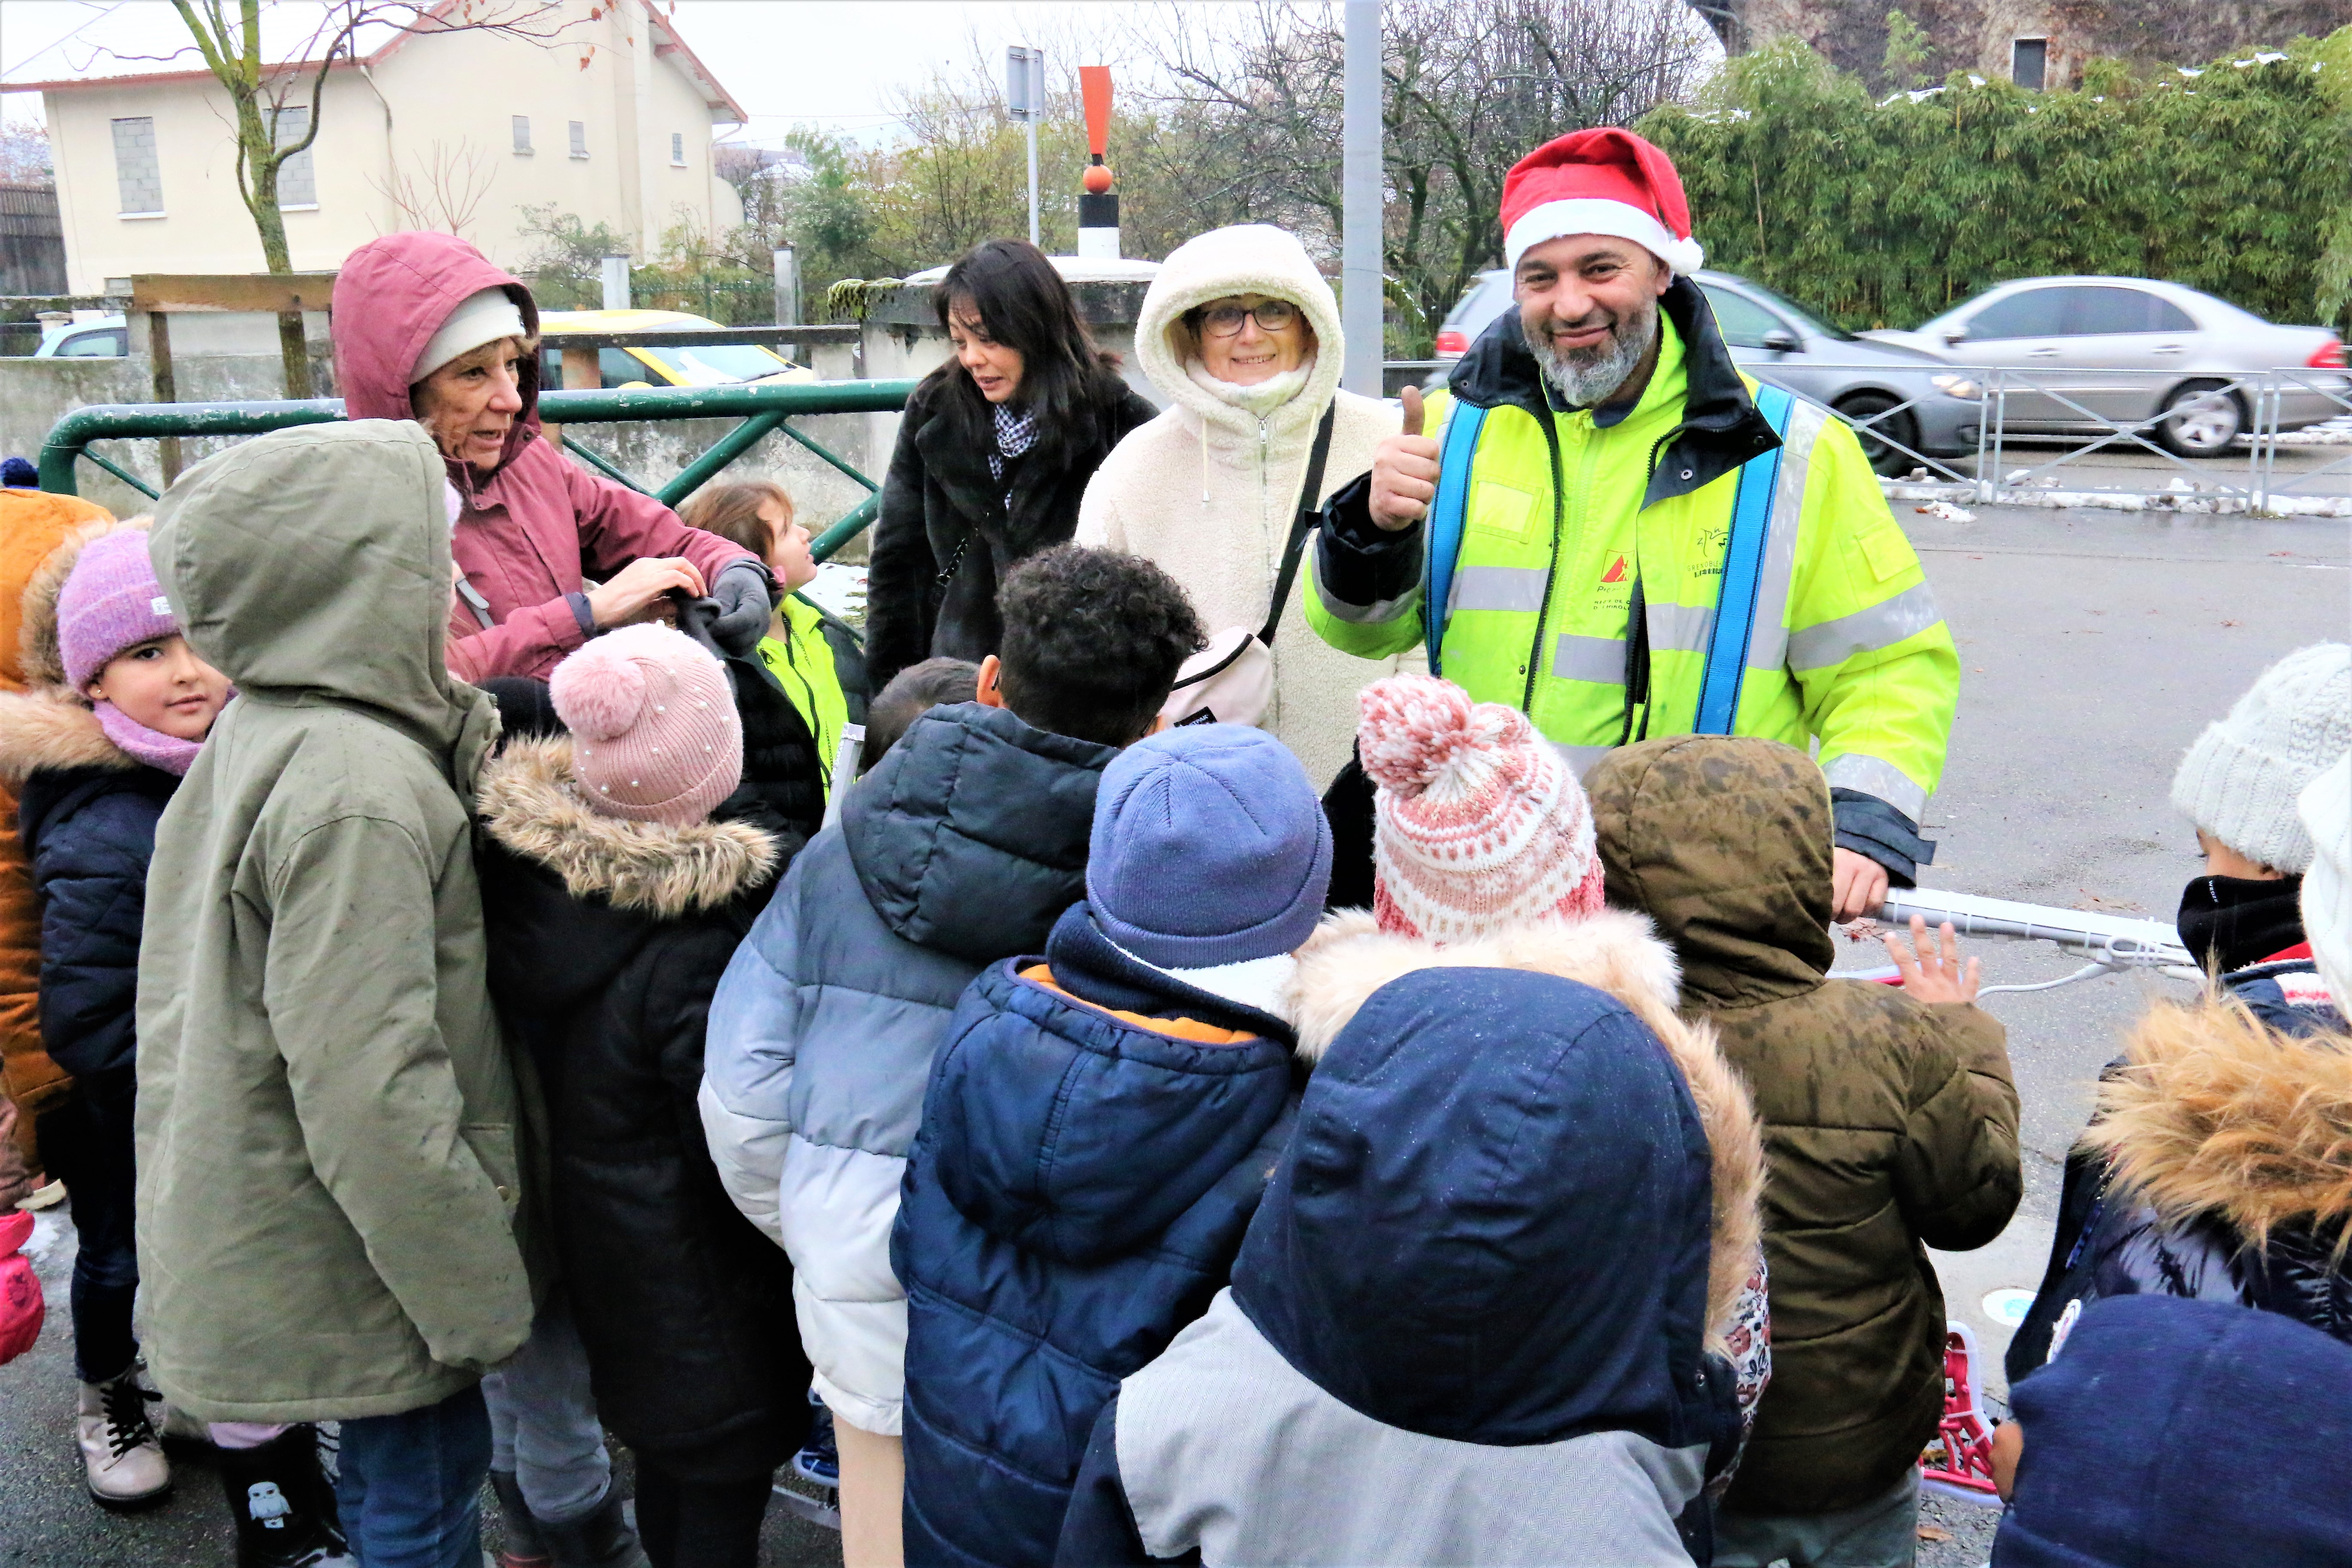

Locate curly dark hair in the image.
[996,545,1204,747]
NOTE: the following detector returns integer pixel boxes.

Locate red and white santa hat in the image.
[1500,127,1704,277]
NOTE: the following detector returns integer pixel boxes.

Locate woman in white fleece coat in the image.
[1077,223,1408,787]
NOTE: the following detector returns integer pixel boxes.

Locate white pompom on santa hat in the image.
[1500,127,1704,277]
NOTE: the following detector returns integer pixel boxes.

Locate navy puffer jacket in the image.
[894,901,1297,1568]
[0,674,181,1084]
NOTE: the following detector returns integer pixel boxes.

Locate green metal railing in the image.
[36,378,916,563]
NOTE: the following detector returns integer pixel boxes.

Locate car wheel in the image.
[2155,380,2245,459]
[1833,393,1921,478]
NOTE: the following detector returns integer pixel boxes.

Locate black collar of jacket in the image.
[1445,275,1781,508]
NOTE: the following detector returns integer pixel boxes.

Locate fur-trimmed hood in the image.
[2086,995,2352,1249]
[478,735,778,918]
[1134,224,1345,448]
[1284,908,1766,1350]
[0,515,151,782]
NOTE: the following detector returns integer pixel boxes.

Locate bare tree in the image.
[0,121,53,186]
[126,0,576,394]
[368,138,496,239]
[1130,0,1716,353]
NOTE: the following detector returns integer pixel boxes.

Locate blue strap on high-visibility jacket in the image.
[1421,401,1489,677]
[1692,384,1796,735]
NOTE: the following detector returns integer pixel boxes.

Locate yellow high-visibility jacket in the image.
[1308,280,1957,859]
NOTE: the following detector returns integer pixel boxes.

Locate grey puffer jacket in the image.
[698,701,1115,1436]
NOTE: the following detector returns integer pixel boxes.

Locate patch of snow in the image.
[1967,73,1987,87]
[2177,66,2204,77]
[802,561,867,626]
[1916,501,1975,522]
[1880,478,2352,519]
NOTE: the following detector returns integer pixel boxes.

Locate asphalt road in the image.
[3,501,2346,1567]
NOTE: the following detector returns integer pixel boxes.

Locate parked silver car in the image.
[1866,277,2349,457]
[1431,268,1984,475]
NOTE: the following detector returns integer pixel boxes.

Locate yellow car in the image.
[537,308,815,390]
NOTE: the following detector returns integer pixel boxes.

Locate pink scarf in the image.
[97,701,203,777]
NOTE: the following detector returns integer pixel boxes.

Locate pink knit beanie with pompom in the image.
[548,623,741,826]
[1360,672,1605,942]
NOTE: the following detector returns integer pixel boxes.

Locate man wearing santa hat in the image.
[1307,127,1958,921]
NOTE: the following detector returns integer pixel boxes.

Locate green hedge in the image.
[1639,28,2352,334]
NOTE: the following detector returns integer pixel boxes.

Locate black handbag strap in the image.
[1259,401,1339,648]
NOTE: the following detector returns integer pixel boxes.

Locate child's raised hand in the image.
[1883,915,1981,1004]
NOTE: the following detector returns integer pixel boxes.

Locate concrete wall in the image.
[34,0,730,293]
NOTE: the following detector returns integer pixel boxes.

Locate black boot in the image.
[490,1469,553,1568]
[217,1425,351,1568]
[541,1486,653,1568]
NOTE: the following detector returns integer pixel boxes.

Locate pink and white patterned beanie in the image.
[1360,673,1606,942]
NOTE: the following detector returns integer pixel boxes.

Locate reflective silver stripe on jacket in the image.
[1824,752,1929,820]
[1645,600,1714,654]
[1742,397,1827,673]
[1311,557,1423,626]
[1785,581,1945,672]
[1644,398,1828,671]
[1552,635,1627,685]
[1451,564,1550,615]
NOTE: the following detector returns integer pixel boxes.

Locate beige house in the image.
[3,0,746,295]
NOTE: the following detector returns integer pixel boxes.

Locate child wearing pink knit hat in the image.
[1357,671,1605,942]
[0,517,233,1519]
[475,621,808,1568]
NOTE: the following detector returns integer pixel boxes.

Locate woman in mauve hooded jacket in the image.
[332,232,763,683]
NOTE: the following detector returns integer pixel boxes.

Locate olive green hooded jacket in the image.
[1588,735,2019,1516]
[135,420,537,1422]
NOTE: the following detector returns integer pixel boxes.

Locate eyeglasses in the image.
[1197,299,1299,337]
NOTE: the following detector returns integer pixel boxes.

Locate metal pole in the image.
[1341,0,1383,398]
[1026,116,1040,249]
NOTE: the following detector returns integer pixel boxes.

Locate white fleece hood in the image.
[1136,224,1346,443]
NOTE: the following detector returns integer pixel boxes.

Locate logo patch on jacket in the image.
[1599,554,1628,585]
[2279,972,2335,1010]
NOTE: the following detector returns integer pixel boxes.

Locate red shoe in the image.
[1919,1320,2002,1506]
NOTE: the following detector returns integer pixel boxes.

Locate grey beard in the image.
[1524,300,1659,408]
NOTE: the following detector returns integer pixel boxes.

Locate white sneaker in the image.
[77,1372,172,1507]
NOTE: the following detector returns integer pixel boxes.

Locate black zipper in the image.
[1522,400,1566,712]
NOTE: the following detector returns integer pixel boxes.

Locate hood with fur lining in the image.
[478,735,777,919]
[0,515,151,782]
[1285,907,1765,1351]
[2086,995,2352,1250]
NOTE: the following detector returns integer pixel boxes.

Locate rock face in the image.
[1693,0,2352,88]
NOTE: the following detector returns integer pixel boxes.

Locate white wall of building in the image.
[31,0,736,294]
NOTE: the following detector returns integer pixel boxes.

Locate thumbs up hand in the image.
[1371,384,1442,532]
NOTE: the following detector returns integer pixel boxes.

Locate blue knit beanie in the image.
[1087,724,1333,971]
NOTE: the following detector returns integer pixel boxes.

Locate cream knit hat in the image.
[2171,643,2352,873]
[2299,755,2352,1008]
[1360,673,1605,943]
[548,624,740,826]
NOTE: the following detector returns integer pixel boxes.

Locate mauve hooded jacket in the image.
[333,232,757,682]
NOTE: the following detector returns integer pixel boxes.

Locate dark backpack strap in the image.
[1259,402,1340,647]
